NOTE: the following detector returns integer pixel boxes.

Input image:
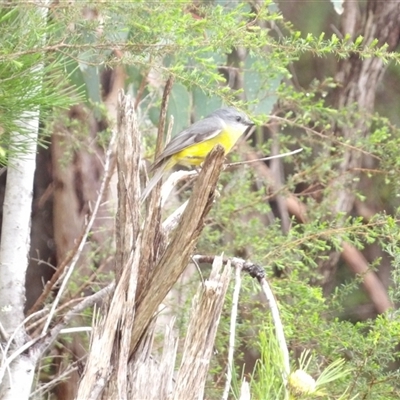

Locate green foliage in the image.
[214,270,400,399]
[202,183,400,398]
[251,324,286,399]
[0,7,76,163]
[5,1,400,399]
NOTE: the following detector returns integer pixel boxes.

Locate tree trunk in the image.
[319,0,400,295]
[0,2,50,397]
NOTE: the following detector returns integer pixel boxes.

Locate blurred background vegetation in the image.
[1,0,400,399]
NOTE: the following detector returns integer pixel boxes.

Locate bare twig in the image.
[0,336,41,384]
[59,327,92,334]
[38,284,114,400]
[134,68,151,110]
[166,114,174,146]
[0,322,9,342]
[192,255,265,281]
[222,263,242,400]
[35,283,115,356]
[191,255,204,285]
[26,299,82,333]
[0,308,47,383]
[226,148,303,168]
[29,361,80,398]
[259,278,290,387]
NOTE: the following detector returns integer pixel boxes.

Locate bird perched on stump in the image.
[141,107,254,202]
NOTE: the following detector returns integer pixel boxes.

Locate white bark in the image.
[0,354,36,400]
[0,2,49,398]
[0,125,38,336]
[0,105,39,400]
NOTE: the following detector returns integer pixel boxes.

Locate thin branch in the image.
[259,278,290,386]
[134,68,151,110]
[268,115,381,160]
[0,336,42,384]
[146,75,174,208]
[29,358,82,398]
[191,255,204,285]
[226,148,303,168]
[166,114,174,146]
[59,327,92,334]
[26,299,82,333]
[35,282,115,356]
[0,308,47,384]
[222,263,242,400]
[0,311,47,382]
[70,255,114,300]
[192,255,266,281]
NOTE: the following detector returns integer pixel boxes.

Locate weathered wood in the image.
[130,144,225,355]
[76,92,226,399]
[76,92,141,400]
[173,256,231,400]
[128,319,178,400]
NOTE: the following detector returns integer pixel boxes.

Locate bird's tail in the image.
[140,161,170,203]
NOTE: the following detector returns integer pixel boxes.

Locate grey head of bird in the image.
[207,107,254,131]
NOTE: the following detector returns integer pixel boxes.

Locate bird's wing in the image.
[151,117,223,169]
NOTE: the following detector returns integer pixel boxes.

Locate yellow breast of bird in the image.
[170,126,244,167]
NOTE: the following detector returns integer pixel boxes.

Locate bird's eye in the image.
[235,115,242,122]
